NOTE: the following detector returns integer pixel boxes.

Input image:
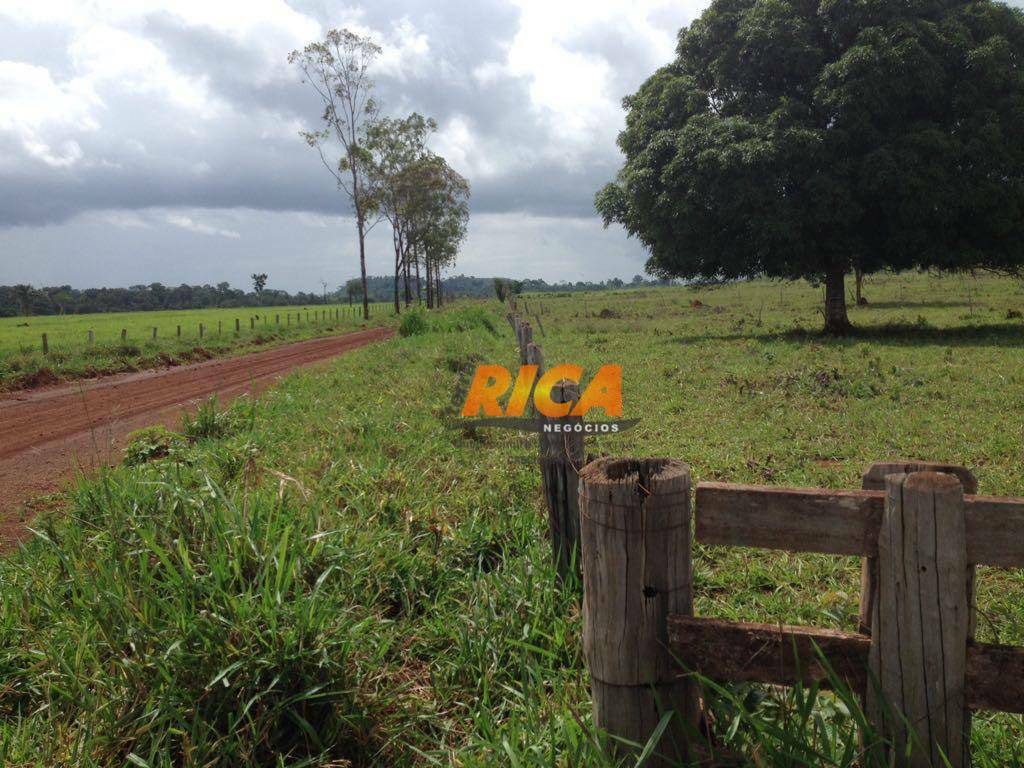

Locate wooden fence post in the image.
[199,323,204,340]
[541,380,584,581]
[218,321,222,337]
[41,333,48,355]
[579,457,700,765]
[519,322,532,364]
[250,317,255,330]
[235,318,240,334]
[121,329,127,343]
[859,462,977,635]
[176,325,181,338]
[867,471,971,768]
[87,330,94,345]
[276,314,280,326]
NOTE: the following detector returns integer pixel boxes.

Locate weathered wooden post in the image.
[218,321,222,336]
[250,317,255,330]
[540,380,584,581]
[276,314,280,326]
[152,327,158,341]
[859,461,977,635]
[176,325,181,338]
[199,323,204,340]
[121,329,127,343]
[41,333,48,355]
[87,329,94,345]
[579,457,700,765]
[519,322,532,364]
[867,471,971,768]
[235,318,240,334]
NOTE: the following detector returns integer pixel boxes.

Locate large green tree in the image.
[596,0,1024,332]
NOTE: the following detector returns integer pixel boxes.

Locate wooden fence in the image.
[509,298,583,581]
[579,458,1024,767]
[36,305,370,354]
[506,300,1023,767]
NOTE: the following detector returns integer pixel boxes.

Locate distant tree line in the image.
[0,282,334,318]
[3,274,672,317]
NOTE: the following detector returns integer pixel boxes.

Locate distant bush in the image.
[399,310,429,337]
[400,307,498,337]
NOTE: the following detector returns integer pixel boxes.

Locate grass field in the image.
[1,273,1022,766]
[0,301,393,391]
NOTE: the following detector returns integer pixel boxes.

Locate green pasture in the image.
[1,274,1022,765]
[0,301,393,390]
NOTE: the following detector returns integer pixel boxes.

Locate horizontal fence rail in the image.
[695,482,1024,567]
[666,615,1024,714]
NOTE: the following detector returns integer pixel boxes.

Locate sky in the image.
[0,0,712,292]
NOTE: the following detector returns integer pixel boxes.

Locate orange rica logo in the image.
[461,364,622,419]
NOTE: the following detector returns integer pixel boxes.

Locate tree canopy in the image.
[596,0,1024,332]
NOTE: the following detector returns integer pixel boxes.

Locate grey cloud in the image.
[1,0,648,228]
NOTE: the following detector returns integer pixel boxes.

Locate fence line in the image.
[31,304,376,354]
[509,299,583,581]
[504,300,1024,766]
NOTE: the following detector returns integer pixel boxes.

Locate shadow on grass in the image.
[669,322,1024,348]
[855,300,975,310]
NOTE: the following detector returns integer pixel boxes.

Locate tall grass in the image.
[1,285,1022,765]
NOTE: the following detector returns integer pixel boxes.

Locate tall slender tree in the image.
[251,273,268,305]
[290,29,382,321]
[366,113,436,314]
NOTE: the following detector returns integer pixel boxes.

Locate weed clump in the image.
[182,397,237,441]
[123,425,184,465]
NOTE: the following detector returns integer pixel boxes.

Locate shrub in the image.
[123,425,183,465]
[398,310,428,337]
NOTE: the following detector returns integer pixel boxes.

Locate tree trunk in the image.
[357,216,369,321]
[393,244,401,316]
[352,162,370,322]
[435,262,443,307]
[425,251,434,309]
[824,265,851,334]
[855,268,864,305]
[403,254,412,307]
[414,245,422,304]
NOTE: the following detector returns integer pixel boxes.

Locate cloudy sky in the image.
[0,0,714,292]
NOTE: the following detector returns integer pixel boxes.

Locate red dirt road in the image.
[0,327,393,548]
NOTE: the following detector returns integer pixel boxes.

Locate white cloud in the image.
[0,0,322,173]
[492,0,701,163]
[166,213,241,238]
[0,60,99,169]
